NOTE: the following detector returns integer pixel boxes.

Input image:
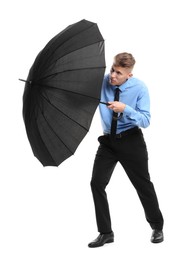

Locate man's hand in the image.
[107,101,126,113]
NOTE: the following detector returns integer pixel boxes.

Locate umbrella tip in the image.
[19,79,32,84]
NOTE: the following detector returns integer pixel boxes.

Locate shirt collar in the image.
[107,76,132,92]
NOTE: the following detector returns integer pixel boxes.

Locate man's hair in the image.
[113,52,136,70]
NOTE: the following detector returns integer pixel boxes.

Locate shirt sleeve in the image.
[123,87,151,128]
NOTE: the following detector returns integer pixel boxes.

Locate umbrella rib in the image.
[36,100,75,156]
[37,90,90,156]
[50,40,105,67]
[37,66,105,82]
[29,115,57,166]
[39,90,91,131]
[40,83,101,103]
[44,22,104,66]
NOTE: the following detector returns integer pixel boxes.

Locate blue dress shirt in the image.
[99,74,151,134]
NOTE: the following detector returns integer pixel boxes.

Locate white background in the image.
[1,0,182,259]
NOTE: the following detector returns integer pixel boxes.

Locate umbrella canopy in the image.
[22,19,105,166]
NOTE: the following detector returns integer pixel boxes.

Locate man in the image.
[88,52,164,248]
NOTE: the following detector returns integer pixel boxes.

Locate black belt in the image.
[104,127,139,139]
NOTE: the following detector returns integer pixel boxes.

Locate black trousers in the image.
[90,128,164,233]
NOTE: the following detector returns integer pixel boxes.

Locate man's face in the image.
[109,65,132,86]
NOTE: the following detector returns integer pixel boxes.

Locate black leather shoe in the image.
[88,232,114,248]
[151,230,164,243]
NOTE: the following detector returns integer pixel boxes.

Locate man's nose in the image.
[111,71,116,77]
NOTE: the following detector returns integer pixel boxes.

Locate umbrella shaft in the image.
[100,101,109,106]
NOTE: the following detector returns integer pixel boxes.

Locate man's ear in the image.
[128,73,133,79]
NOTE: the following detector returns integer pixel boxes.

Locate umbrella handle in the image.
[100,101,123,120]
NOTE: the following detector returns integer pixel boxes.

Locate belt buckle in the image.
[116,133,123,139]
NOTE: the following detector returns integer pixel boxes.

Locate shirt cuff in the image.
[123,105,136,118]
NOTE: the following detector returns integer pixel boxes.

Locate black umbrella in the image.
[21,19,105,166]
